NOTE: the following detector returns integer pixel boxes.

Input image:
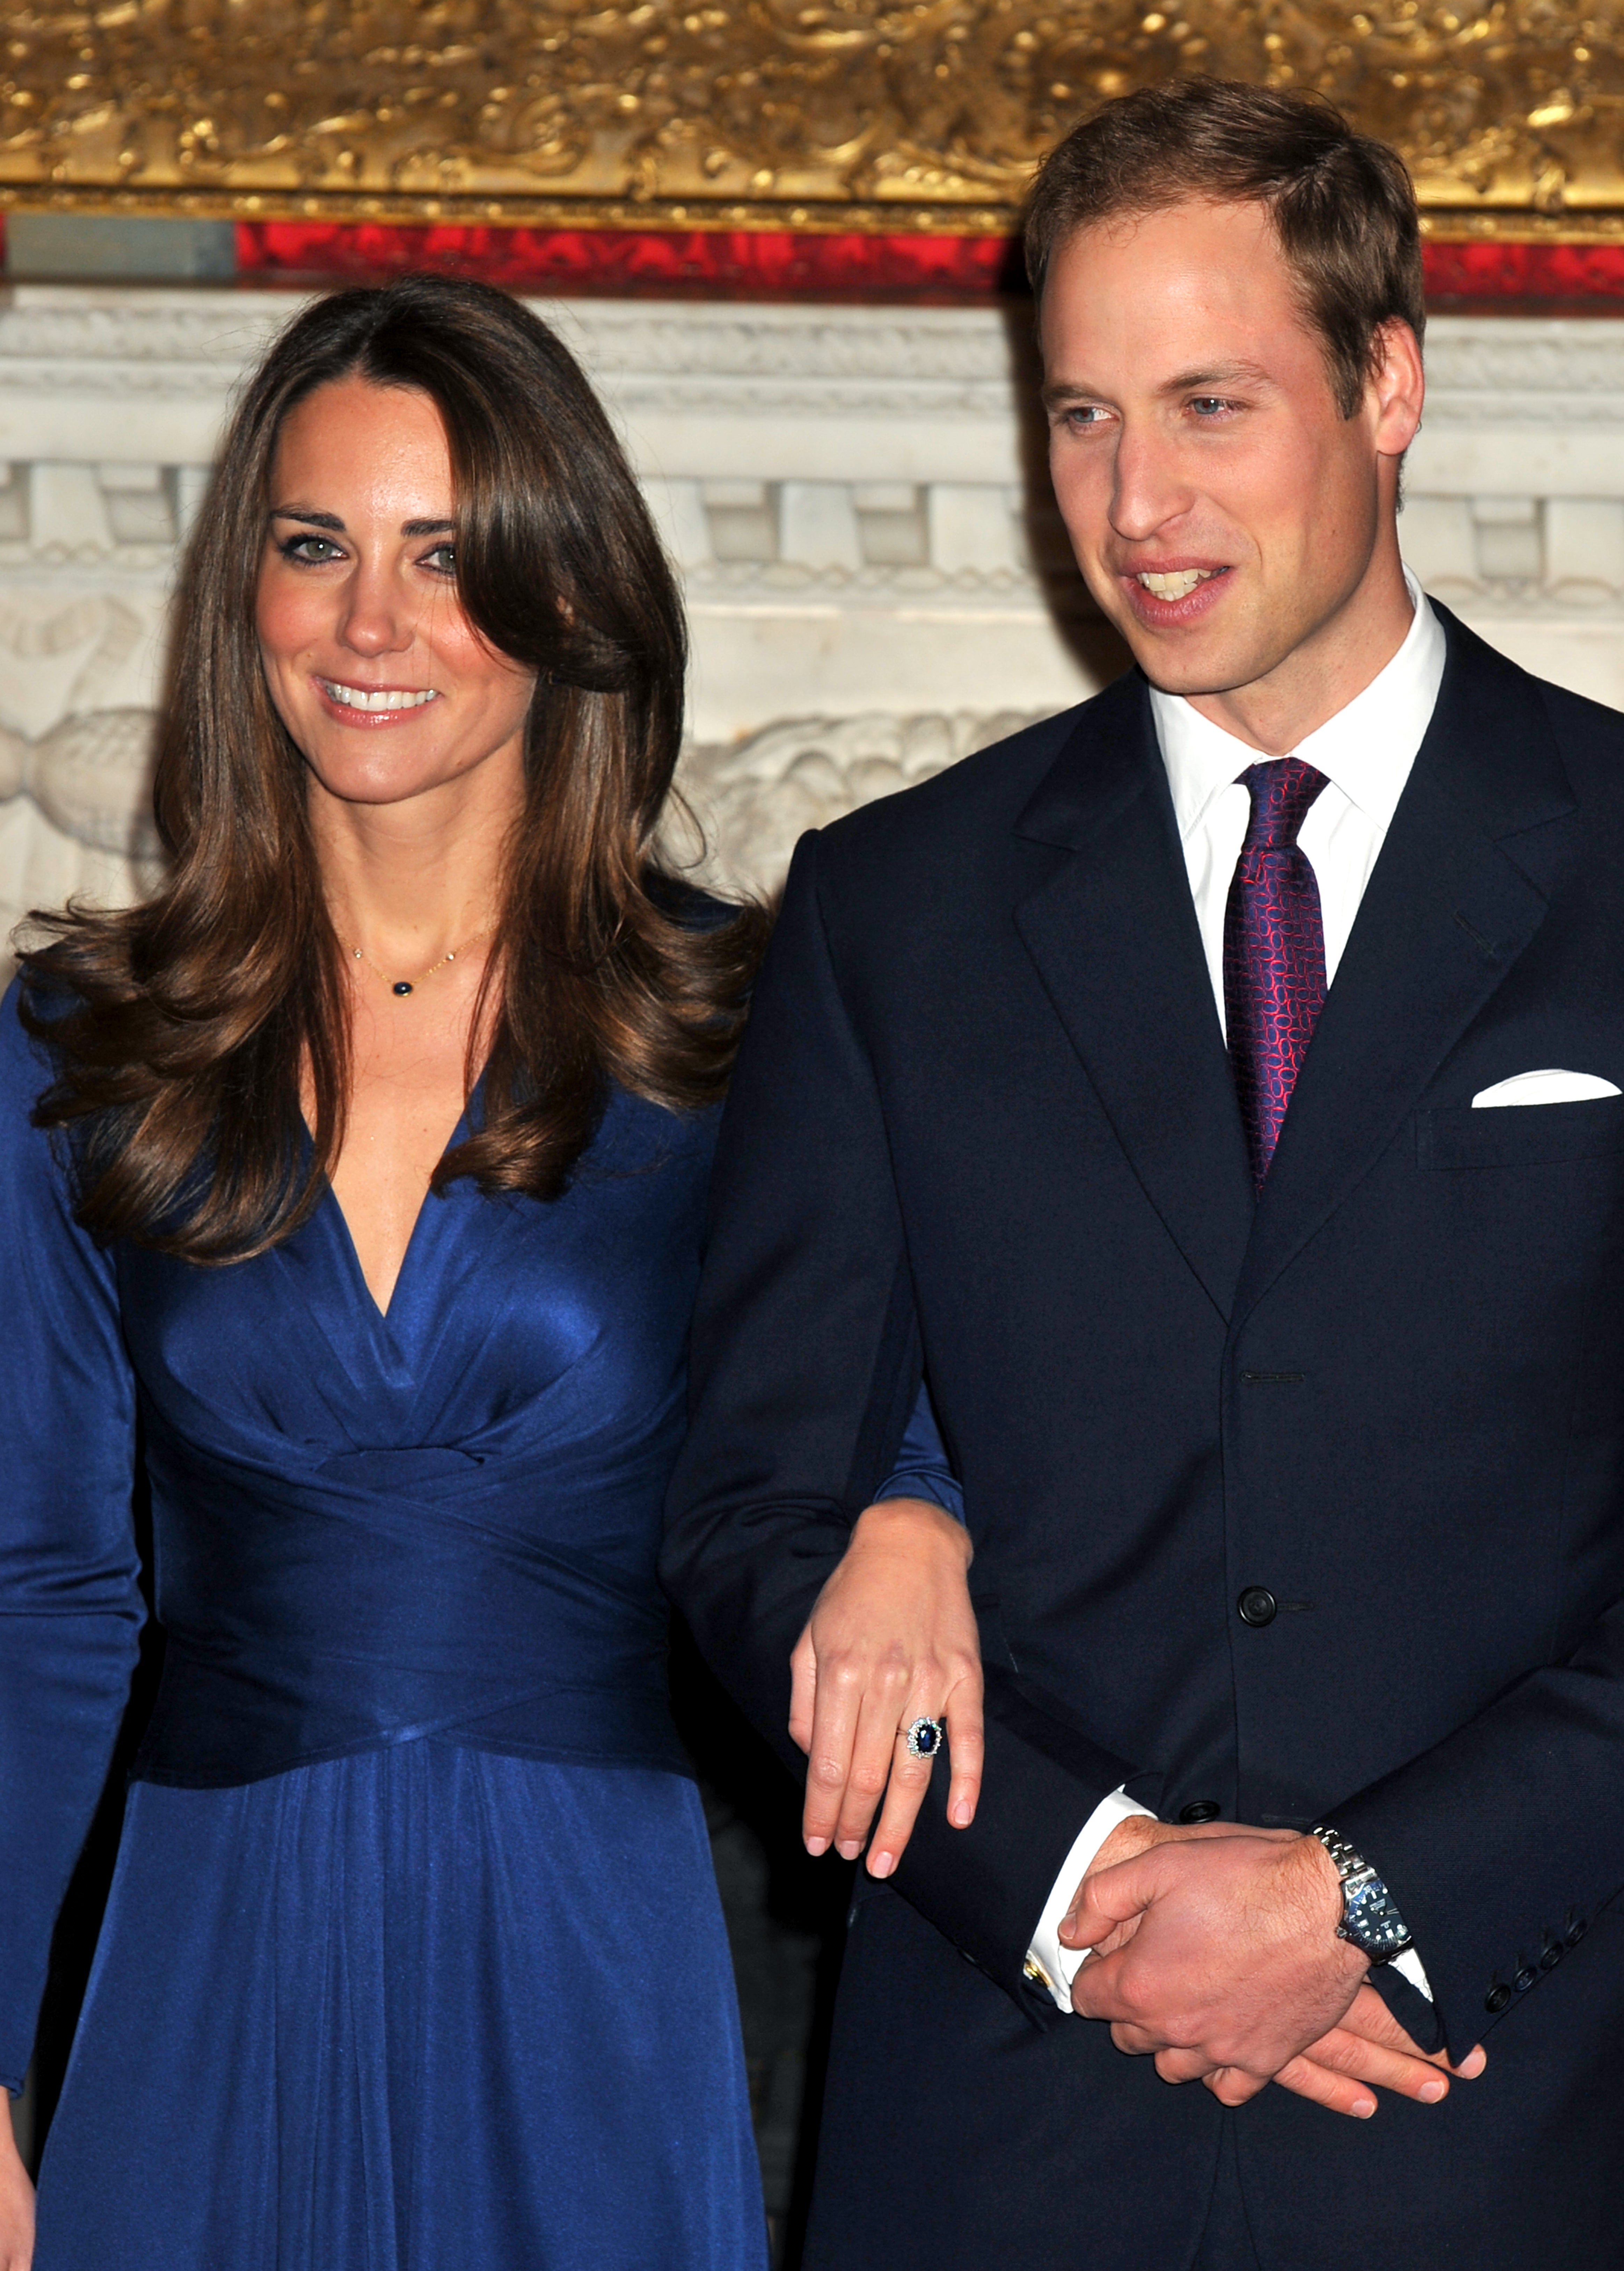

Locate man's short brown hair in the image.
[1024,79,1424,417]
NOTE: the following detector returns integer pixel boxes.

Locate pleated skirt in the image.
[34,1741,768,2271]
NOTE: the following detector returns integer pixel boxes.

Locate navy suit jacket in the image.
[663,611,1624,2269]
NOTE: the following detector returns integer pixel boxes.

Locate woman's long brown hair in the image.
[19,275,769,1262]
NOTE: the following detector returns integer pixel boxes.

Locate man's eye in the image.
[1190,397,1232,417]
[1065,405,1110,428]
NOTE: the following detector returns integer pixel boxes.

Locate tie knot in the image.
[1238,757,1328,854]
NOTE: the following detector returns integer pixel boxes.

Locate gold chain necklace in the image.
[348,929,490,999]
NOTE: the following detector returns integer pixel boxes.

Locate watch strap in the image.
[1310,1824,1414,1965]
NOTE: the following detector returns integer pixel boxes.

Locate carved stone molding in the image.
[1423,317,1624,419]
[0,295,1015,372]
[22,292,1624,441]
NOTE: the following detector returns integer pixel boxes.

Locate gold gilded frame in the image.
[2,1,1623,240]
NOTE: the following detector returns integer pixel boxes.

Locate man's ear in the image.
[1370,318,1424,462]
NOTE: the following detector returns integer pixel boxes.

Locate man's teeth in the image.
[1137,568,1221,600]
[319,681,439,711]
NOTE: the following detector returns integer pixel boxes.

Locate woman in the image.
[0,274,971,2271]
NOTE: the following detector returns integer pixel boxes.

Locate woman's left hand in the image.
[789,1496,983,1878]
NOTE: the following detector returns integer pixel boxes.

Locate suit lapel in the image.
[1014,674,1255,1323]
[1234,610,1577,1322]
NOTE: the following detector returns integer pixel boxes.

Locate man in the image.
[664,79,1624,2269]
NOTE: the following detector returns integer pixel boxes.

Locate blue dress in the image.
[0,984,768,2270]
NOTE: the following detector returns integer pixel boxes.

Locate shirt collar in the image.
[1149,569,1447,843]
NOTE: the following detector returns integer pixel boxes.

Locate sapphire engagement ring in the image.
[903,1716,946,1760]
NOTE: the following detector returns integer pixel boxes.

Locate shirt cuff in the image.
[1390,1946,1433,2001]
[1024,1786,1155,2015]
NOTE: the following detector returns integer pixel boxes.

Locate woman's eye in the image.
[281,534,342,564]
[421,543,457,575]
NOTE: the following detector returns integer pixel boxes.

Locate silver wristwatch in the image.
[1309,1826,1414,1965]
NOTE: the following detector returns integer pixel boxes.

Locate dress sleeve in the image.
[871,1380,965,1522]
[0,981,143,2094]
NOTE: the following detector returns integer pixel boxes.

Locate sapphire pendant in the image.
[392,981,413,997]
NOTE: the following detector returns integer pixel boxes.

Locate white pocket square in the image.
[1471,1069,1623,1108]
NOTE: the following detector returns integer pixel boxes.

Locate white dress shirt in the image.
[1026,573,1444,2013]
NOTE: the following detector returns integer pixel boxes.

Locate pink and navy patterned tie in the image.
[1223,757,1330,1192]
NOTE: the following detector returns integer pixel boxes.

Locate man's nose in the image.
[1109,426,1194,545]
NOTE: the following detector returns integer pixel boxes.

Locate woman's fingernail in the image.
[1353,2098,1376,2119]
[1459,2047,1487,2078]
[1418,2078,1446,2103]
[805,1836,828,1857]
[869,1850,895,1878]
[950,1799,973,1827]
[836,1839,861,1861]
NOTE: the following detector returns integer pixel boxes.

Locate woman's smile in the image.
[313,675,443,724]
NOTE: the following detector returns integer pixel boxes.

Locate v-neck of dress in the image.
[317,1095,475,1327]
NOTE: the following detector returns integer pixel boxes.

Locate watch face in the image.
[1344,1873,1411,1954]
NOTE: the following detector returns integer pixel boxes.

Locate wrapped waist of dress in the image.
[132,1433,690,1788]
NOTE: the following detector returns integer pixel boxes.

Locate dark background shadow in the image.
[668,1622,853,2268]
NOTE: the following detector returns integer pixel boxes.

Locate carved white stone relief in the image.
[672,709,1042,898]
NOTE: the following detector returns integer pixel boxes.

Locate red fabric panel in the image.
[235,224,1624,306]
[3,215,1623,304]
[235,222,1021,299]
[1421,239,1624,305]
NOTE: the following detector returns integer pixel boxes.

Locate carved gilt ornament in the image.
[1,1,1623,235]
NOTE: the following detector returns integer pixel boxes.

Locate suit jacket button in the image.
[1539,1940,1563,1971]
[1567,1916,1588,1946]
[1514,1965,1538,1993]
[1238,1588,1277,1626]
[1485,1982,1513,2014]
[1180,1800,1222,1823]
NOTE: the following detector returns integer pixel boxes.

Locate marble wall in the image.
[3,283,1624,957]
